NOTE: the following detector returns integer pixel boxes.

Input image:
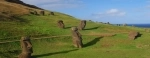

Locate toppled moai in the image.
[57,20,65,29]
[33,11,38,15]
[18,36,33,58]
[78,20,86,30]
[50,12,55,15]
[28,9,38,15]
[40,10,45,16]
[128,31,139,40]
[30,10,38,15]
[71,26,83,48]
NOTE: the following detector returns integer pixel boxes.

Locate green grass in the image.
[0,12,150,58]
[1,35,150,58]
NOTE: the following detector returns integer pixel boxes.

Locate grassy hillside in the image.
[1,0,150,58]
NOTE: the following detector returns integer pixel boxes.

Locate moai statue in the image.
[50,12,54,15]
[40,10,45,16]
[117,24,119,26]
[28,9,37,15]
[33,10,38,15]
[29,10,38,15]
[71,26,83,48]
[107,22,110,24]
[128,31,139,40]
[57,20,65,29]
[18,36,33,58]
[78,20,86,30]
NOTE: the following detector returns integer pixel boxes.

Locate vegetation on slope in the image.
[0,0,150,58]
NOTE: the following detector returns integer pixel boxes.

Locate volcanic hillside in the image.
[1,0,150,58]
[0,0,43,21]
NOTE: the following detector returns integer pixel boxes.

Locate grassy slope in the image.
[1,13,150,58]
[1,0,150,58]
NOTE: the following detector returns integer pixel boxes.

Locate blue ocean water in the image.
[127,24,150,28]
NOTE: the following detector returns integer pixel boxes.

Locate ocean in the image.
[127,24,150,28]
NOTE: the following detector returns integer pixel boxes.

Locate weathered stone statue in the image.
[71,27,83,48]
[18,36,33,58]
[33,11,38,15]
[30,10,38,15]
[128,31,139,40]
[78,20,86,30]
[40,10,45,16]
[50,12,54,15]
[107,22,110,24]
[29,9,37,15]
[57,20,65,29]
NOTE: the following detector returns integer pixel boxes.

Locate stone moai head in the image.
[78,20,86,30]
[20,36,33,53]
[71,26,78,31]
[33,11,38,15]
[19,36,33,58]
[71,26,83,48]
[128,31,139,40]
[40,10,45,16]
[50,12,54,15]
[57,20,65,29]
[107,22,110,24]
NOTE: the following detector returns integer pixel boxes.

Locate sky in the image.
[21,0,150,24]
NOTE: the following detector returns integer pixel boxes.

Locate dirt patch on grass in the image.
[85,32,116,37]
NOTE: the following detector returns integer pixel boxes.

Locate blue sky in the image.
[21,0,150,24]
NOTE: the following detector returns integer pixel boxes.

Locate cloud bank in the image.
[106,9,126,16]
[92,9,126,18]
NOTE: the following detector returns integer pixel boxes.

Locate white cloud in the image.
[106,9,126,16]
[92,9,126,18]
[21,0,83,10]
[106,9,118,14]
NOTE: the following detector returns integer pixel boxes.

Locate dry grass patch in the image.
[84,31,115,37]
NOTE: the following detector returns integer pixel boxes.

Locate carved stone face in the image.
[21,36,33,53]
[71,27,78,31]
[58,20,63,23]
[21,36,30,41]
[19,36,33,58]
[57,20,65,28]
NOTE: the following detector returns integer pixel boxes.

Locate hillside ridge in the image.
[0,0,44,21]
[5,0,43,10]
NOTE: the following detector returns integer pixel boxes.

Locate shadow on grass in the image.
[65,26,72,29]
[32,49,78,58]
[135,33,142,40]
[11,16,30,23]
[84,26,99,30]
[0,15,29,23]
[83,37,103,47]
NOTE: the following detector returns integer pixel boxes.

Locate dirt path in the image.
[0,35,70,44]
[0,34,115,44]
